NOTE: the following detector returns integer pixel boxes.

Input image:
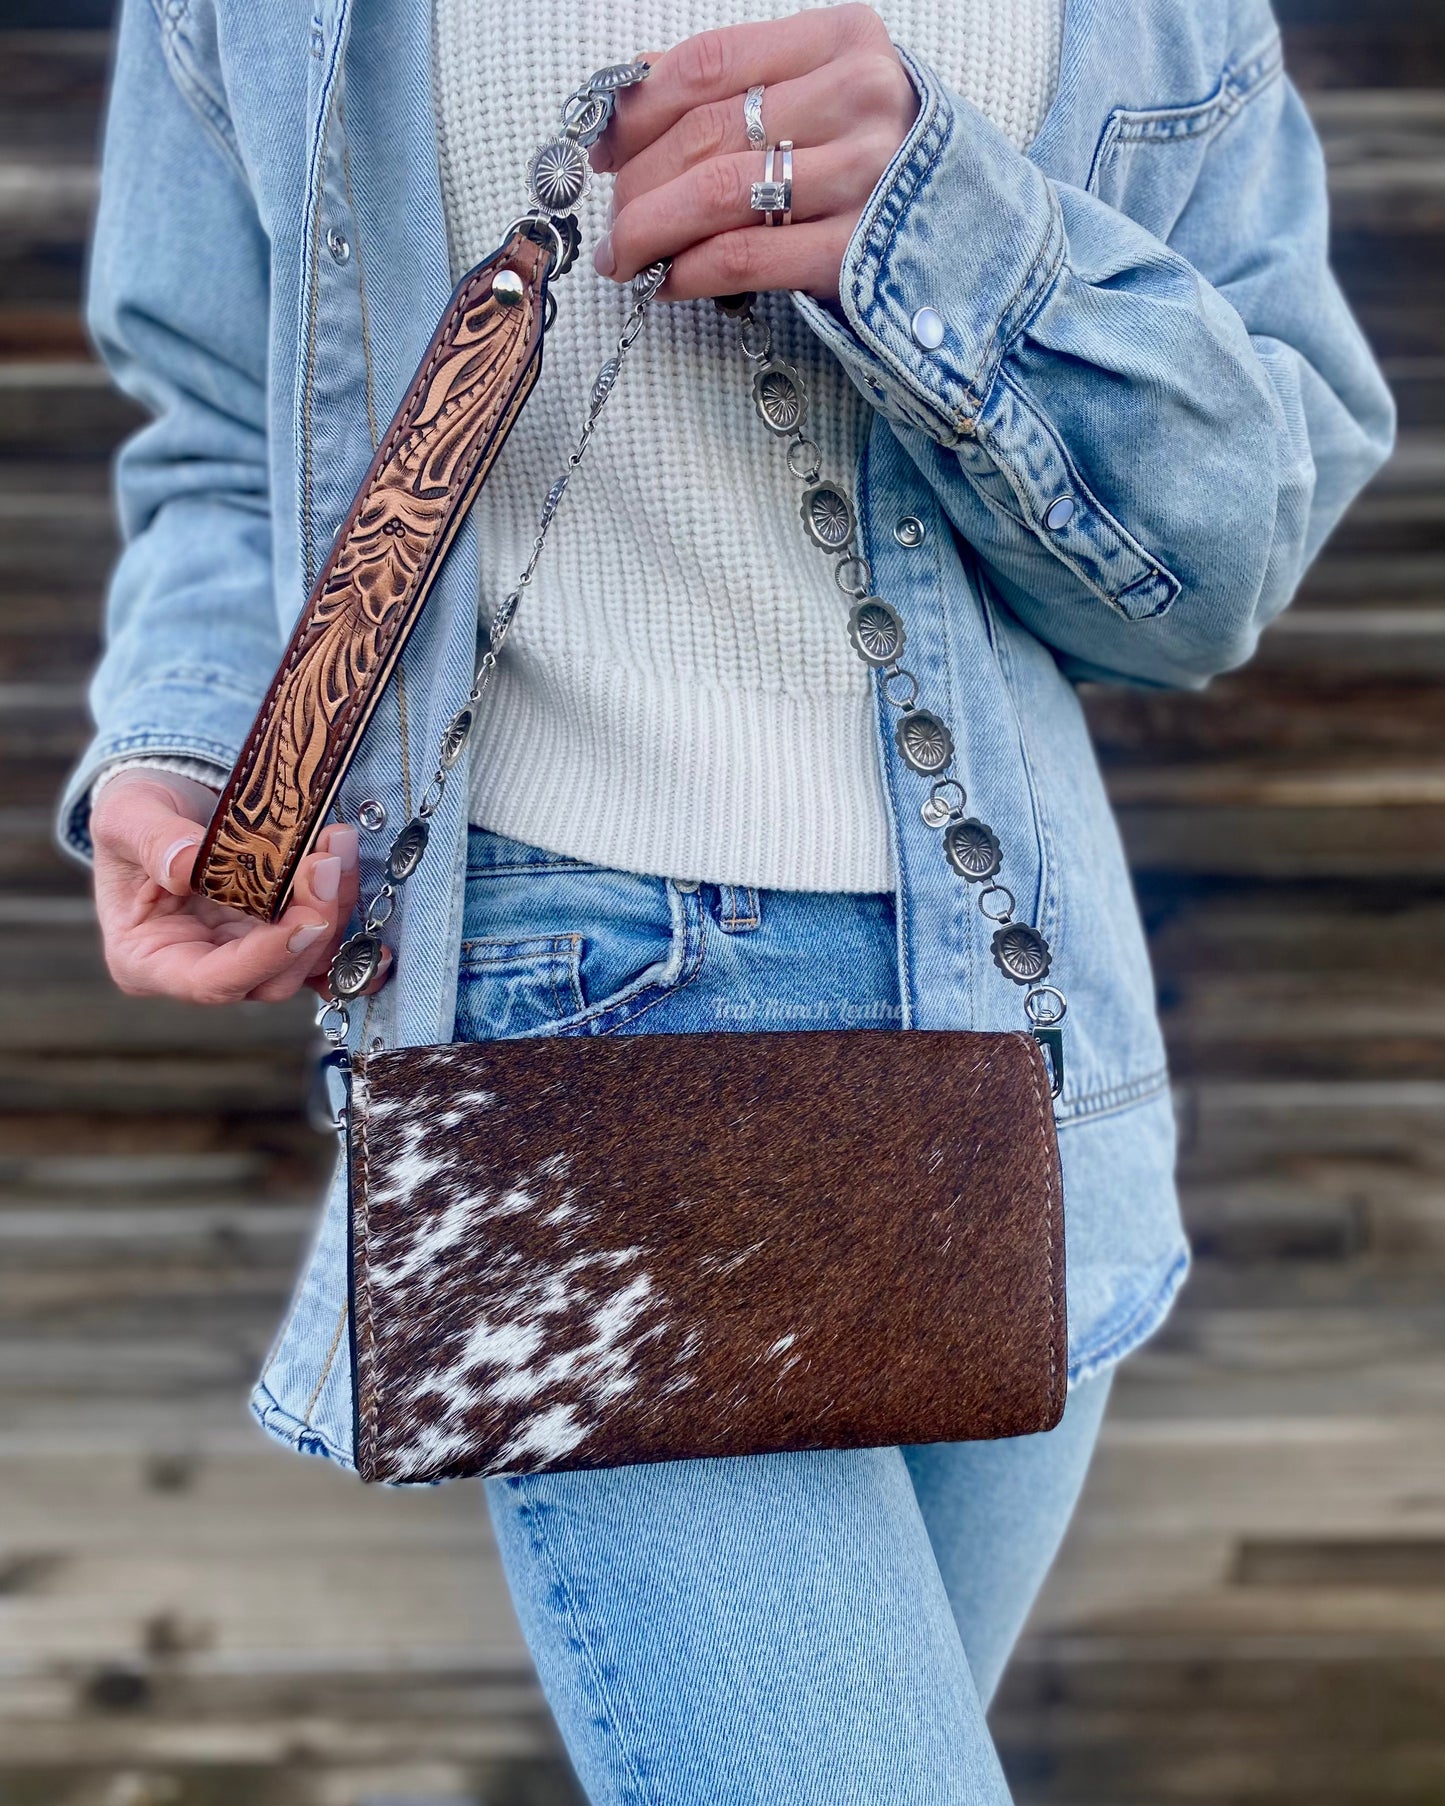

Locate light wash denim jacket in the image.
[61,0,1394,1466]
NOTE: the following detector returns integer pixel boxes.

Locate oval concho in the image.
[943,817,1002,882]
[894,708,955,776]
[386,818,429,883]
[330,933,385,1000]
[529,137,589,213]
[990,922,1053,984]
[847,598,905,668]
[799,481,854,550]
[752,361,807,435]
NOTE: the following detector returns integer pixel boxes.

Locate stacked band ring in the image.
[750,138,793,227]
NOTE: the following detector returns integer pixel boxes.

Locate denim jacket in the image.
[61,0,1394,1466]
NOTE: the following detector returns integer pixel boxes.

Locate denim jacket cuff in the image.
[790,45,1181,620]
[56,682,252,862]
[790,43,1063,451]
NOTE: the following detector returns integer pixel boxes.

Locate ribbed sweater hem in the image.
[467,650,896,892]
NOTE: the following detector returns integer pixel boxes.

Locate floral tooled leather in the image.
[192,228,553,920]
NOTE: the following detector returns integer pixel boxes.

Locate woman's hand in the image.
[591,4,918,305]
[91,769,367,1006]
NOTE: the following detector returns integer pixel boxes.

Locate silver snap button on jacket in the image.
[1044,495,1077,531]
[326,228,351,264]
[894,515,927,548]
[357,799,388,832]
[910,306,945,350]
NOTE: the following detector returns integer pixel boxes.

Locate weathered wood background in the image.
[2,1,1442,1801]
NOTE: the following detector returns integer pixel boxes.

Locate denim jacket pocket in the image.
[1086,37,1284,240]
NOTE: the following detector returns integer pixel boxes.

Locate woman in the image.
[64,1,1392,1798]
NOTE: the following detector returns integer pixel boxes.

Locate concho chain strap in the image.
[316,56,1068,1106]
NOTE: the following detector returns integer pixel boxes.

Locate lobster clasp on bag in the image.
[1031,1026,1064,1099]
[306,1045,352,1137]
[1025,986,1068,1099]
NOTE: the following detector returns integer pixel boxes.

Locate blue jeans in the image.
[456,827,1111,1804]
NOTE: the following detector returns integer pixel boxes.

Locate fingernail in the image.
[331,825,359,873]
[287,918,329,955]
[162,835,201,885]
[593,233,615,278]
[311,855,342,903]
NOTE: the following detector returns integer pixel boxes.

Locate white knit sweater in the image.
[433,0,1063,891]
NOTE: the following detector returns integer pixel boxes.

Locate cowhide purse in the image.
[195,60,1070,1484]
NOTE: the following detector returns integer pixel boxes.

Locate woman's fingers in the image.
[110,900,328,1004]
[602,141,870,284]
[91,770,218,895]
[594,8,881,170]
[606,53,908,219]
[101,819,363,1007]
[247,824,360,1003]
[655,216,855,305]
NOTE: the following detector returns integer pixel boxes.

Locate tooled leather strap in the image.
[191,226,556,921]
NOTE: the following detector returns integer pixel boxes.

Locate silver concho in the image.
[330,933,384,1000]
[590,358,621,413]
[991,922,1053,984]
[439,708,473,769]
[751,361,806,435]
[799,482,854,550]
[632,260,669,303]
[847,598,905,668]
[588,59,650,91]
[386,818,429,883]
[943,817,1002,882]
[539,472,570,528]
[894,708,954,775]
[528,137,589,213]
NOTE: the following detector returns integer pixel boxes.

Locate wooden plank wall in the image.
[1,2,1441,1802]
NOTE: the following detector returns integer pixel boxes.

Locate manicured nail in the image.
[162,835,201,886]
[287,918,329,955]
[311,855,342,903]
[331,825,359,873]
[593,233,615,278]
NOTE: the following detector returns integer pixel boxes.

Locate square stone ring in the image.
[750,139,794,228]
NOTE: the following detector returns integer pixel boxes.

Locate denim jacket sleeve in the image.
[56,0,277,860]
[791,40,1396,690]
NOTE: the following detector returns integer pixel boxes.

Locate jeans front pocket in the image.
[455,828,700,1042]
[455,933,585,1042]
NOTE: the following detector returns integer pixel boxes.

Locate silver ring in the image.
[744,84,765,150]
[749,140,794,227]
